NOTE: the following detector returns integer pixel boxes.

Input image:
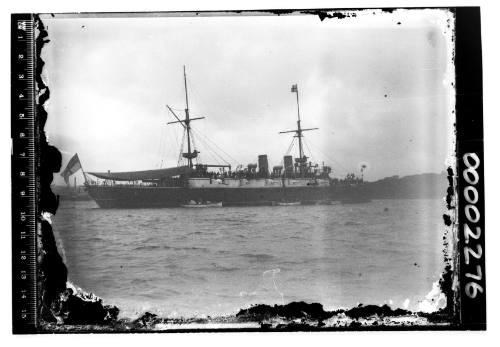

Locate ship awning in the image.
[87,166,194,181]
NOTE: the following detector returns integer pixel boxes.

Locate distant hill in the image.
[362,172,449,199]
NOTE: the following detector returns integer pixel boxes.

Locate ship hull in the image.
[86,185,370,208]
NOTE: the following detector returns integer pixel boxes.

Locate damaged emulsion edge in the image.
[34,9,460,332]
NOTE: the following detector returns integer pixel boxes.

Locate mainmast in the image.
[183,66,194,168]
[166,66,205,168]
[279,84,318,176]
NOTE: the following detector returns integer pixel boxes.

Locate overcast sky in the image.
[41,9,455,185]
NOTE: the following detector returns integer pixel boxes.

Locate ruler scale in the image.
[12,14,38,334]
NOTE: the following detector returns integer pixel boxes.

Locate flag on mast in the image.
[291,84,298,93]
[61,153,82,185]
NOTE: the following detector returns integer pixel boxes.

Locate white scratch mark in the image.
[263,268,284,305]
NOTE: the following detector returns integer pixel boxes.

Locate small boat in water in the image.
[276,201,301,206]
[181,200,223,208]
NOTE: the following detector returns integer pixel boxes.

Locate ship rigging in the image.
[165,66,231,172]
[163,68,325,180]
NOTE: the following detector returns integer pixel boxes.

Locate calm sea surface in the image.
[52,199,446,319]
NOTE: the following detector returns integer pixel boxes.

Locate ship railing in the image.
[87,180,185,188]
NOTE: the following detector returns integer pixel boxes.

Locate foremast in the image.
[166,66,205,168]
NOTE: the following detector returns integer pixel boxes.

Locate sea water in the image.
[52,199,446,319]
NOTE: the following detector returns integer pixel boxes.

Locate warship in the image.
[82,67,367,208]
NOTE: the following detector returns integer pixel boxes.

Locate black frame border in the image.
[11,6,485,333]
